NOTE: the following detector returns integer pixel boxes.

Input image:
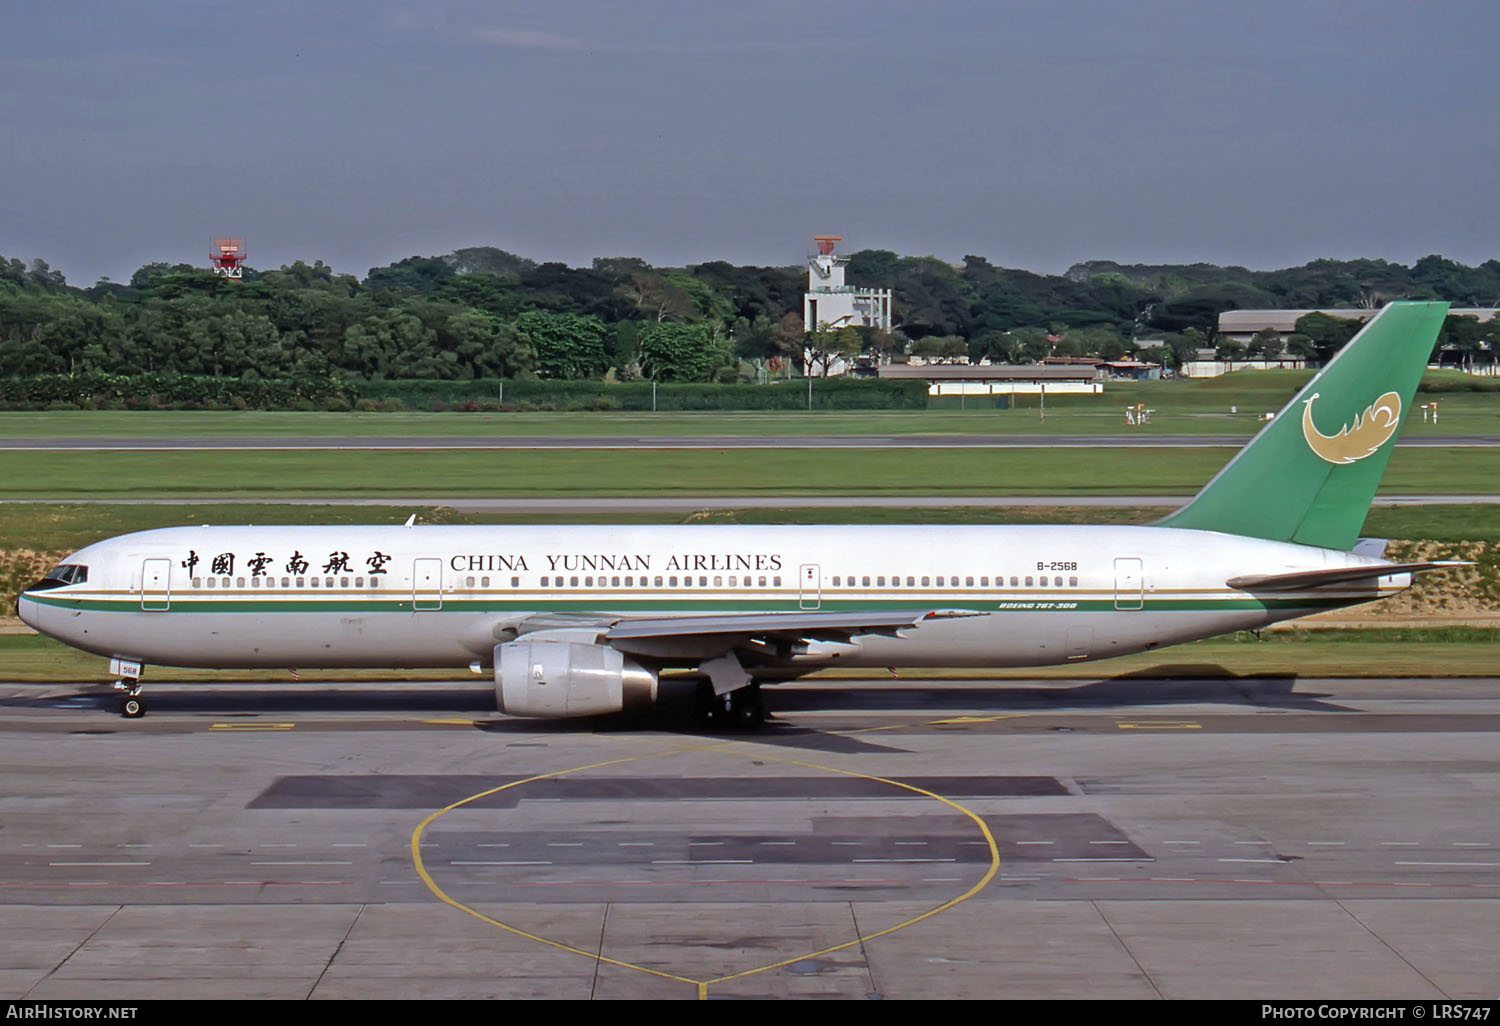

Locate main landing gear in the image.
[113,678,146,718]
[694,682,767,730]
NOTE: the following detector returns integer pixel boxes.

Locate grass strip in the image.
[0,502,1496,551]
[0,446,1497,498]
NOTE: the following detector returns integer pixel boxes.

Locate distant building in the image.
[1217,307,1499,346]
[1036,356,1160,380]
[878,363,1103,398]
[803,235,892,335]
[1206,307,1500,377]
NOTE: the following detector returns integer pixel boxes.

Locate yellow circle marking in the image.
[410,745,703,987]
[409,736,1001,998]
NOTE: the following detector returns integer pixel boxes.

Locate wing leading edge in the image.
[602,608,983,642]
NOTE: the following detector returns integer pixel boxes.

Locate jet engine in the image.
[494,638,657,717]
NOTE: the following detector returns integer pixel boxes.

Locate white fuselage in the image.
[17,523,1406,672]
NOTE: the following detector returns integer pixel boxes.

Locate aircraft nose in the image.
[16,590,44,632]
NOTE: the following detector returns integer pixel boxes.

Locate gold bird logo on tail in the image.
[1300,391,1402,464]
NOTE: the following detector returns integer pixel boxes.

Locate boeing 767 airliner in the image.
[18,302,1460,723]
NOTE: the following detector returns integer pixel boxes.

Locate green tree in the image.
[638,322,728,381]
[1247,327,1284,365]
[1214,338,1248,369]
[514,310,607,379]
[1293,312,1364,364]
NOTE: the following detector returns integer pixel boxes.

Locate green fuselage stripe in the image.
[26,592,1366,615]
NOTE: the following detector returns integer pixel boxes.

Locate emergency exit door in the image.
[799,564,821,610]
[1114,557,1144,610]
[141,558,171,611]
[413,558,443,611]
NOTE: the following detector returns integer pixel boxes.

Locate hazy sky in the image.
[4,1,1498,285]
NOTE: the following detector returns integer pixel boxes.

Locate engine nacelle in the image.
[495,639,657,717]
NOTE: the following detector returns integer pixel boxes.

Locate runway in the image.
[2,674,1498,999]
[2,432,1496,450]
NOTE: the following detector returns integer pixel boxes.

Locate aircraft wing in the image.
[596,609,984,696]
[602,608,983,643]
[510,608,984,696]
[1226,561,1469,591]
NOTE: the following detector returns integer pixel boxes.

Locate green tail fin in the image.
[1158,301,1449,550]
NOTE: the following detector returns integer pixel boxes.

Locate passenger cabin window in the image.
[511,577,520,588]
[1025,576,1034,587]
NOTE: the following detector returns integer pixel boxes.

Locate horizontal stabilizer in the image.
[1226,561,1469,592]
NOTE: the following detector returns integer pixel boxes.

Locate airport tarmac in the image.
[2,674,1498,1000]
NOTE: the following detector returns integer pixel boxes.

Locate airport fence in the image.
[354,377,930,412]
[0,373,931,412]
[0,373,356,410]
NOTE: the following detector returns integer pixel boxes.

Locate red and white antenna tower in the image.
[209,238,247,279]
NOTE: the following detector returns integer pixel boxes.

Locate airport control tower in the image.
[803,235,892,334]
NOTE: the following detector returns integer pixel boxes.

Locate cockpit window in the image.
[28,564,87,591]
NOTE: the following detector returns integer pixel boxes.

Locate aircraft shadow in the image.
[6,665,1353,750]
[764,665,1354,715]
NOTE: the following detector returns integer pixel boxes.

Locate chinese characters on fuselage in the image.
[181,549,391,577]
[180,549,786,578]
